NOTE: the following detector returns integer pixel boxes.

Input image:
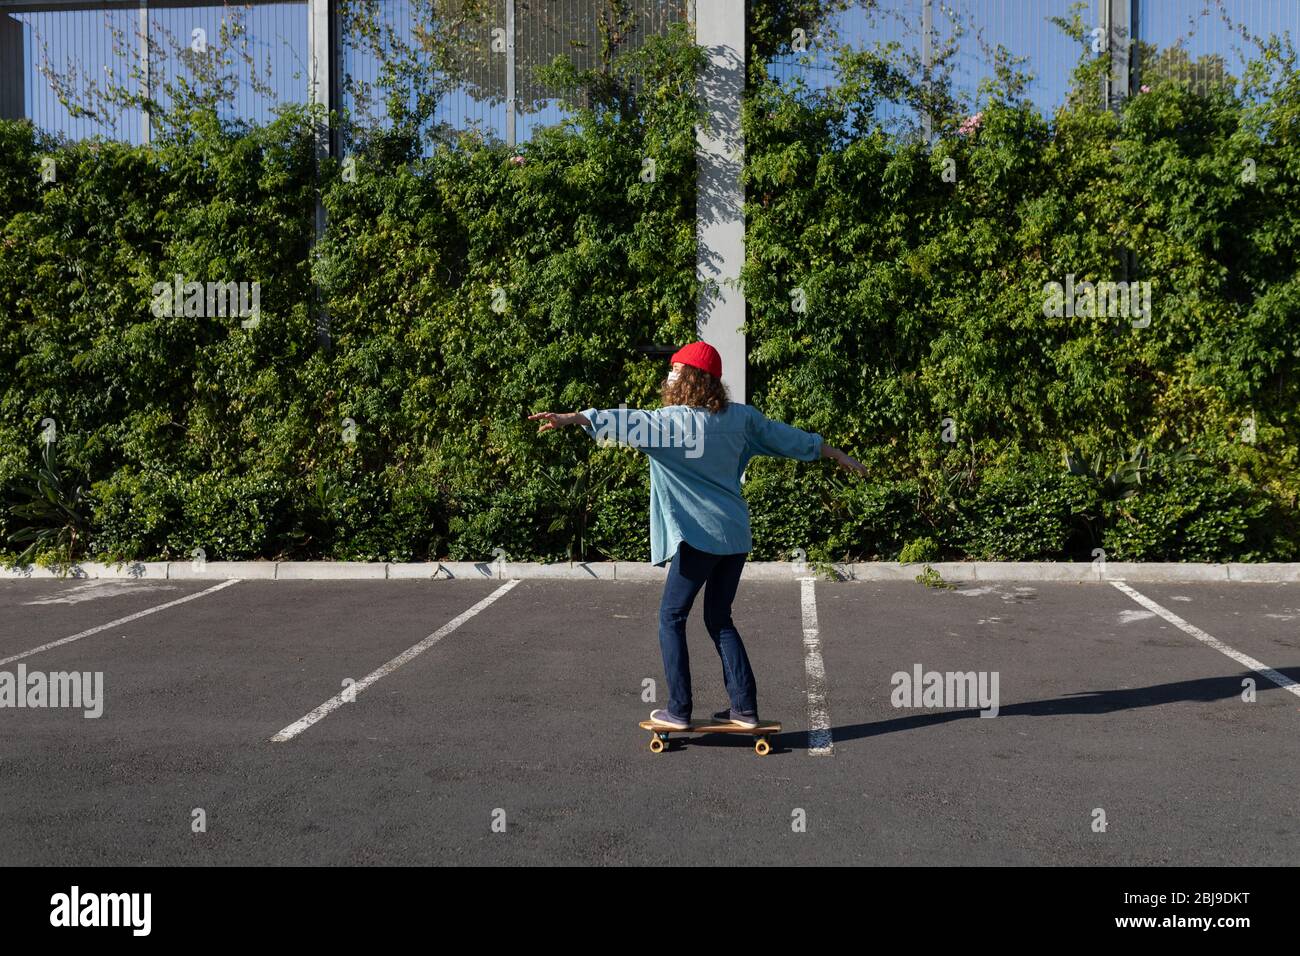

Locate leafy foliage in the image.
[1,10,1297,564]
[740,15,1300,561]
[0,22,703,564]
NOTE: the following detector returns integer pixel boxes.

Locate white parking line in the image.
[271,579,521,742]
[800,577,834,755]
[0,579,241,667]
[1111,581,1300,700]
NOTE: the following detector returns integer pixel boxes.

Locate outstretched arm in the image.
[531,407,675,456]
[747,408,867,476]
[528,411,591,433]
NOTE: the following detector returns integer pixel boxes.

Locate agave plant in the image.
[1063,442,1197,500]
[5,440,94,567]
[537,449,626,561]
[280,470,342,557]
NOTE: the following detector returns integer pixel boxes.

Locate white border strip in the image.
[0,579,241,667]
[800,577,834,755]
[271,579,521,742]
[1111,581,1300,700]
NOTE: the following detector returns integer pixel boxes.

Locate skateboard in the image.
[639,718,782,756]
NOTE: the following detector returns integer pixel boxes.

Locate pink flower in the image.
[957,111,983,136]
[1140,84,1151,94]
[509,154,526,166]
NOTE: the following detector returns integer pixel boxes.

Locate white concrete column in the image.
[307,0,336,340]
[693,0,746,403]
[308,0,331,117]
[307,0,336,167]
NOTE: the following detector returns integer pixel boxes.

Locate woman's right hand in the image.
[528,411,579,433]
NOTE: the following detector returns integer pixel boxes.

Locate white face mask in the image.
[666,370,681,384]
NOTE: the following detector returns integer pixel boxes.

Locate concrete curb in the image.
[611,563,667,581]
[388,562,493,580]
[0,561,171,580]
[1226,563,1300,583]
[168,562,277,580]
[2,561,1300,583]
[275,562,387,580]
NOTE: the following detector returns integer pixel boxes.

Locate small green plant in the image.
[538,453,622,561]
[281,471,343,556]
[914,564,955,589]
[809,558,847,580]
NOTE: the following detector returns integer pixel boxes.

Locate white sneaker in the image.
[649,708,689,730]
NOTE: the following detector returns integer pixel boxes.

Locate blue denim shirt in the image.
[580,403,823,566]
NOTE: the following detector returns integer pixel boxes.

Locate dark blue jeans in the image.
[657,541,755,720]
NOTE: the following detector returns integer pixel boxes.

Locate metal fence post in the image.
[506,0,516,147]
[138,0,150,144]
[921,0,932,142]
[0,14,21,120]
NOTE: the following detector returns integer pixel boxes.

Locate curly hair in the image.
[661,363,729,413]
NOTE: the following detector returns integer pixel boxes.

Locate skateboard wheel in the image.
[754,737,771,756]
[649,735,666,754]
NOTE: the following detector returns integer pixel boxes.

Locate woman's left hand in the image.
[836,452,868,476]
[822,443,868,476]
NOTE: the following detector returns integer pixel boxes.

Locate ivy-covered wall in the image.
[1,13,1297,565]
[741,25,1300,562]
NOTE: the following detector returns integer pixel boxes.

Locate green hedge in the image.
[0,25,703,565]
[1,17,1298,564]
[739,26,1300,562]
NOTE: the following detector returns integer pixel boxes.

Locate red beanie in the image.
[670,341,722,380]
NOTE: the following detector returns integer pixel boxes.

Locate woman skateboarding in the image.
[529,341,866,731]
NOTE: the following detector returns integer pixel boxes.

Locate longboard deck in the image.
[639,719,781,734]
[640,718,781,755]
